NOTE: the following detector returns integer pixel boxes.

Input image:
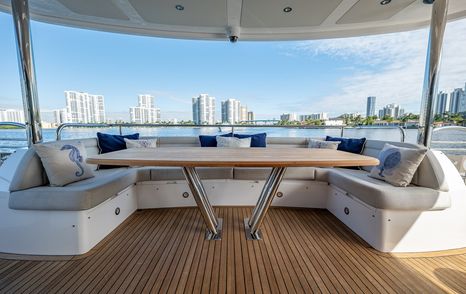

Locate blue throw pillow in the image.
[199,133,233,147]
[234,133,267,147]
[325,136,366,154]
[97,132,140,153]
[97,132,139,169]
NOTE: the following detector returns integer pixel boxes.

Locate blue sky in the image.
[1,11,466,121]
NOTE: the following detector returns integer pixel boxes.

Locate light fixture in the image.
[175,4,184,11]
[283,7,292,13]
[380,0,391,5]
[423,0,435,4]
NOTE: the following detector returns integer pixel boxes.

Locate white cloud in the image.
[288,18,466,116]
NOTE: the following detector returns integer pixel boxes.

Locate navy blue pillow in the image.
[97,132,139,169]
[234,133,267,147]
[326,136,366,154]
[97,132,140,153]
[199,133,233,147]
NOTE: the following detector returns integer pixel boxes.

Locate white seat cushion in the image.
[9,168,150,211]
[324,168,450,211]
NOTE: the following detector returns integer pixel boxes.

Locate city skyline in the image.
[1,12,466,121]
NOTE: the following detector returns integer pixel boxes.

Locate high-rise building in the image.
[129,94,160,123]
[193,94,216,124]
[53,108,68,125]
[221,99,240,123]
[299,113,328,121]
[65,91,106,123]
[247,111,255,121]
[366,96,376,117]
[0,109,24,123]
[240,105,248,122]
[378,103,404,119]
[435,91,449,115]
[281,113,298,121]
[221,99,250,123]
[459,91,466,113]
[450,88,463,114]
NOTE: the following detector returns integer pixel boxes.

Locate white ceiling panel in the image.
[128,0,227,27]
[337,0,416,24]
[1,0,466,41]
[241,0,343,27]
[57,0,129,20]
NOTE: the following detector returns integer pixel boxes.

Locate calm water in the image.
[0,127,465,155]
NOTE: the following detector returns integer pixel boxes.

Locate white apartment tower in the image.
[378,103,404,119]
[129,94,160,123]
[65,91,106,123]
[53,108,68,125]
[281,113,299,121]
[0,109,24,123]
[299,113,328,121]
[193,94,216,124]
[221,99,240,123]
[221,99,249,123]
[240,105,248,122]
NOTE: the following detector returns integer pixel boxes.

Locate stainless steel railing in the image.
[432,126,466,180]
[0,122,27,162]
[55,122,407,142]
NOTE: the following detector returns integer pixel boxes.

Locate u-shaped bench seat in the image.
[4,135,465,254]
[8,136,449,212]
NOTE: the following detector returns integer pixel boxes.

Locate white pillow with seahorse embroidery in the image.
[34,142,95,186]
[368,143,427,187]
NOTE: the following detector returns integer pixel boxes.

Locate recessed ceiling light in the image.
[283,7,292,13]
[380,0,391,5]
[175,4,184,11]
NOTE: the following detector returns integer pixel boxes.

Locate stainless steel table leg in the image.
[248,167,279,227]
[182,167,222,240]
[245,167,287,240]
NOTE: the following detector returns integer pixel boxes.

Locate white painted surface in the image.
[0,185,137,255]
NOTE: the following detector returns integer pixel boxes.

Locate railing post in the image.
[119,125,123,135]
[398,126,406,143]
[418,0,449,147]
[11,0,42,146]
[340,127,344,137]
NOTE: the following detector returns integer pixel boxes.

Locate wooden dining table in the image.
[87,147,379,241]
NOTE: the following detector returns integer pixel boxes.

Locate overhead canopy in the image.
[0,0,465,41]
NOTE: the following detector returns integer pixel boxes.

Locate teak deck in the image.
[0,207,465,293]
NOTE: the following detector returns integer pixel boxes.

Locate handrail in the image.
[0,122,26,128]
[56,122,408,142]
[56,123,347,140]
[433,126,466,133]
[0,122,27,154]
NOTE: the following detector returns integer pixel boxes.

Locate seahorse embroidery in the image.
[60,144,84,177]
[377,148,401,177]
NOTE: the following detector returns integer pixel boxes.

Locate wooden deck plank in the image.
[0,207,465,294]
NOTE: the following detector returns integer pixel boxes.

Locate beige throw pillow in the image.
[124,138,157,148]
[34,142,95,187]
[308,139,340,150]
[216,136,251,148]
[369,143,427,187]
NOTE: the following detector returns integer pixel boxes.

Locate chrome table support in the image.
[245,167,287,240]
[182,167,222,240]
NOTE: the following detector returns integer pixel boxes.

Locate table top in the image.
[86,147,379,168]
